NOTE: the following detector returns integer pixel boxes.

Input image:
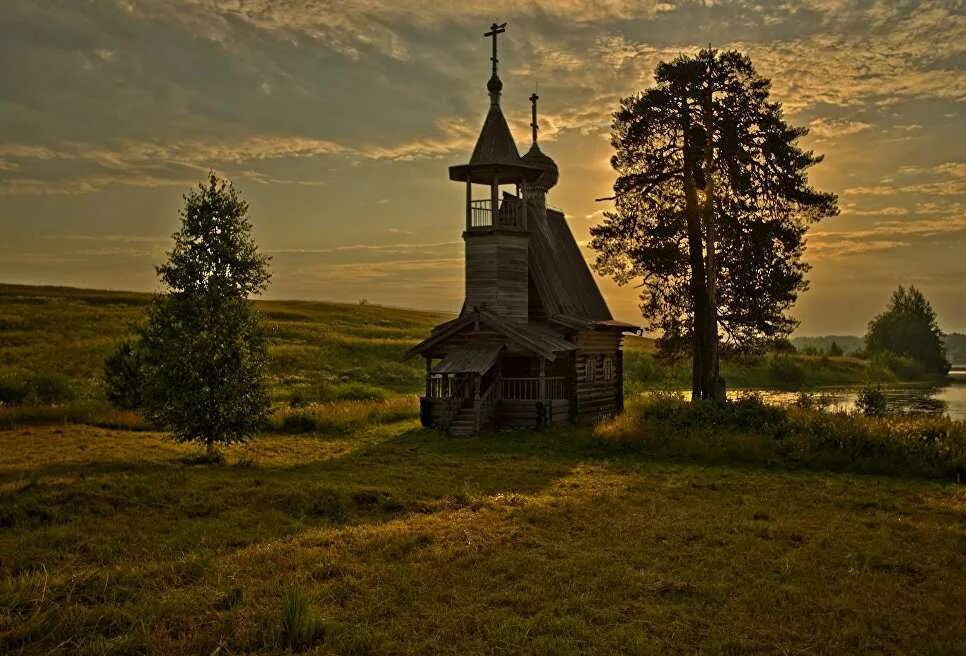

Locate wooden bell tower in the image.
[448,23,542,324]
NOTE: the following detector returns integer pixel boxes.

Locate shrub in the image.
[288,389,308,408]
[104,340,144,410]
[612,392,966,480]
[766,354,807,389]
[0,378,28,405]
[640,392,786,433]
[0,373,75,406]
[29,373,76,404]
[872,351,927,380]
[856,385,888,417]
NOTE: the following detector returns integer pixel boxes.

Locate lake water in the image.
[749,369,966,421]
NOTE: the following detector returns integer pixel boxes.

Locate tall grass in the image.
[599,392,966,480]
[269,397,417,434]
[275,589,324,651]
[0,401,150,431]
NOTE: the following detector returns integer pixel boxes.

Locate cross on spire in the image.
[529,92,539,145]
[484,22,507,76]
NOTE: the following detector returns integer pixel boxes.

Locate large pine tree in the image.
[591,49,838,400]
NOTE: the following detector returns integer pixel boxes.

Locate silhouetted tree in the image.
[865,286,950,375]
[138,173,271,456]
[828,341,844,357]
[591,49,838,401]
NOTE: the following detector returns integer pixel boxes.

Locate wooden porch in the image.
[420,366,570,434]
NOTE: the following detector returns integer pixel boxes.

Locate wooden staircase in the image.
[447,406,478,436]
[440,375,500,436]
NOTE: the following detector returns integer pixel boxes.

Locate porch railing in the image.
[501,377,566,400]
[467,198,526,230]
[428,375,568,402]
[426,375,451,399]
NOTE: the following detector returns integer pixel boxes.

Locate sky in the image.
[0,0,963,336]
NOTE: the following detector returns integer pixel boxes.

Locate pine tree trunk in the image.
[681,101,712,401]
[701,82,724,403]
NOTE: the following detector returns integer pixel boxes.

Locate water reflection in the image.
[746,381,966,421]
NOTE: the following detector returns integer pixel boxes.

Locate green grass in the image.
[1,421,964,654]
[1,283,964,653]
[0,283,446,409]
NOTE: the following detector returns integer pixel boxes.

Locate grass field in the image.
[1,284,964,654]
[3,422,964,655]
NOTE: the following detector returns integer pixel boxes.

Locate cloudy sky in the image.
[0,0,963,335]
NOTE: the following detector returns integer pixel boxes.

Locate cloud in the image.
[267,241,461,256]
[52,234,169,244]
[0,119,478,194]
[808,118,872,139]
[842,160,966,197]
[809,203,966,260]
[838,204,909,217]
[808,237,912,259]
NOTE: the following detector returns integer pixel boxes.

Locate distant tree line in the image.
[791,335,863,356]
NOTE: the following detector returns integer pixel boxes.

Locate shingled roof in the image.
[469,105,519,166]
[449,107,543,185]
[530,205,612,322]
[406,308,577,360]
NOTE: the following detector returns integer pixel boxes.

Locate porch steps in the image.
[447,408,478,436]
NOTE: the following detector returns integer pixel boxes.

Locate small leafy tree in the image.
[139,173,271,456]
[865,286,949,376]
[856,385,887,417]
[828,341,844,357]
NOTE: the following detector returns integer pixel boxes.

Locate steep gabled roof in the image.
[514,195,615,324]
[405,308,576,361]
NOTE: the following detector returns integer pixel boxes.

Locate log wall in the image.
[497,399,570,427]
[464,230,528,324]
[573,330,623,423]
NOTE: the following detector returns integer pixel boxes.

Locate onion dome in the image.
[521,142,559,190]
[520,92,558,190]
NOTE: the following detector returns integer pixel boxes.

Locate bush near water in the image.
[599,392,966,480]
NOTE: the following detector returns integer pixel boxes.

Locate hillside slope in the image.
[1,284,914,411]
[0,283,447,405]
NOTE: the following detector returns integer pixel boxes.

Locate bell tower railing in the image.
[466,197,526,230]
